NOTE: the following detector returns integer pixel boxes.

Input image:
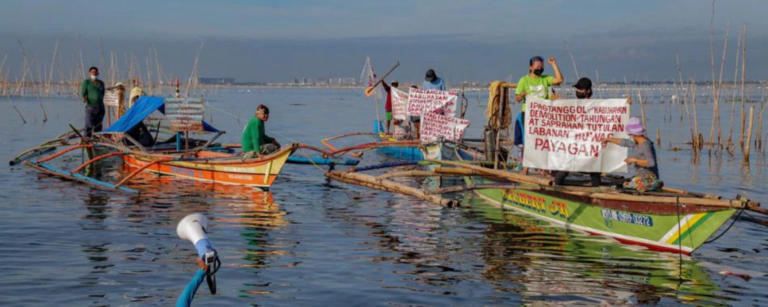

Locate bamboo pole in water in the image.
[153,44,163,97]
[714,23,730,150]
[726,26,742,153]
[692,81,701,153]
[738,24,747,153]
[565,40,579,79]
[707,1,719,153]
[637,89,646,129]
[744,106,754,164]
[8,96,27,124]
[46,40,58,97]
[758,88,765,152]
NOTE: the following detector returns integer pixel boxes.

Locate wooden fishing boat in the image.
[19,96,296,192]
[120,145,295,188]
[448,147,758,255]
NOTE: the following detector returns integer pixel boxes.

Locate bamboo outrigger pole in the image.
[326,170,458,208]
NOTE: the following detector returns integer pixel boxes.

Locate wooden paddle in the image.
[364,61,400,97]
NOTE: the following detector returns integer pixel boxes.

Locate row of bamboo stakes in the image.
[1,39,206,100]
[2,24,766,163]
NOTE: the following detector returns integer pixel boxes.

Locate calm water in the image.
[1,88,767,306]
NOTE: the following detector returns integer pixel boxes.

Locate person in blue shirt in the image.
[411,69,445,138]
[422,69,445,90]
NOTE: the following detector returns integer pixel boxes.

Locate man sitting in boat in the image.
[601,118,660,192]
[554,77,602,187]
[242,104,280,159]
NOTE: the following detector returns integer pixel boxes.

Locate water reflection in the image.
[468,196,732,306]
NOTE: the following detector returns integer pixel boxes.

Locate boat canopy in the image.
[103,96,219,133]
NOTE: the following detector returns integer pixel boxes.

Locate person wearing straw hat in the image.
[111,82,126,117]
[601,118,660,192]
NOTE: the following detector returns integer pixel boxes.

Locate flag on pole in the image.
[360,57,381,99]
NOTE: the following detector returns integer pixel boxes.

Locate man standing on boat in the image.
[554,77,602,187]
[81,66,106,137]
[423,69,445,91]
[411,69,445,138]
[514,56,563,174]
[242,104,280,159]
[382,79,399,135]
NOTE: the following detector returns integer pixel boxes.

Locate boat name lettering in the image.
[224,167,254,172]
[228,174,253,180]
[600,209,653,227]
[170,166,198,177]
[506,191,570,219]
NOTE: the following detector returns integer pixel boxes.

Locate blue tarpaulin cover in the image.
[103,96,219,133]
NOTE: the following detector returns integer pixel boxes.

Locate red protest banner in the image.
[407,89,458,118]
[420,112,471,143]
[523,96,630,172]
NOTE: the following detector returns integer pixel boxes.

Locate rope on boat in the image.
[705,208,745,244]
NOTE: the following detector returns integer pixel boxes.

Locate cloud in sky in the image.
[0,0,766,82]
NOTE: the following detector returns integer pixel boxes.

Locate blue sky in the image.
[1,0,766,83]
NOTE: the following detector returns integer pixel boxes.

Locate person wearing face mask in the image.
[81,66,106,137]
[514,56,563,111]
[554,77,602,187]
[514,56,563,175]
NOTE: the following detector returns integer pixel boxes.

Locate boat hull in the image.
[123,148,292,189]
[373,121,423,160]
[464,175,736,255]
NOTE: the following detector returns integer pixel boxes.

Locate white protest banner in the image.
[391,87,409,121]
[165,97,205,132]
[523,96,630,173]
[407,89,458,118]
[420,111,471,143]
[104,89,120,107]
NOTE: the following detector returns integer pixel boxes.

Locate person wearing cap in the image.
[554,77,602,187]
[514,56,563,111]
[382,79,399,135]
[242,104,280,159]
[422,69,445,90]
[601,118,660,192]
[409,69,446,138]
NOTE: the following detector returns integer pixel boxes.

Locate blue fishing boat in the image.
[372,121,422,160]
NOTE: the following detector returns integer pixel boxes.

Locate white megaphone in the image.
[177,213,215,262]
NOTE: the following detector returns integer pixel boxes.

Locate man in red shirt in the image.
[381,79,398,135]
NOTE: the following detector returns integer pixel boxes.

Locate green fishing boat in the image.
[458,161,752,254]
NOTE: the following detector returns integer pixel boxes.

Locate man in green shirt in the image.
[514,56,564,111]
[242,104,280,159]
[81,66,106,137]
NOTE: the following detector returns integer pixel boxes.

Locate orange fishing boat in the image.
[19,96,296,192]
[121,145,295,188]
